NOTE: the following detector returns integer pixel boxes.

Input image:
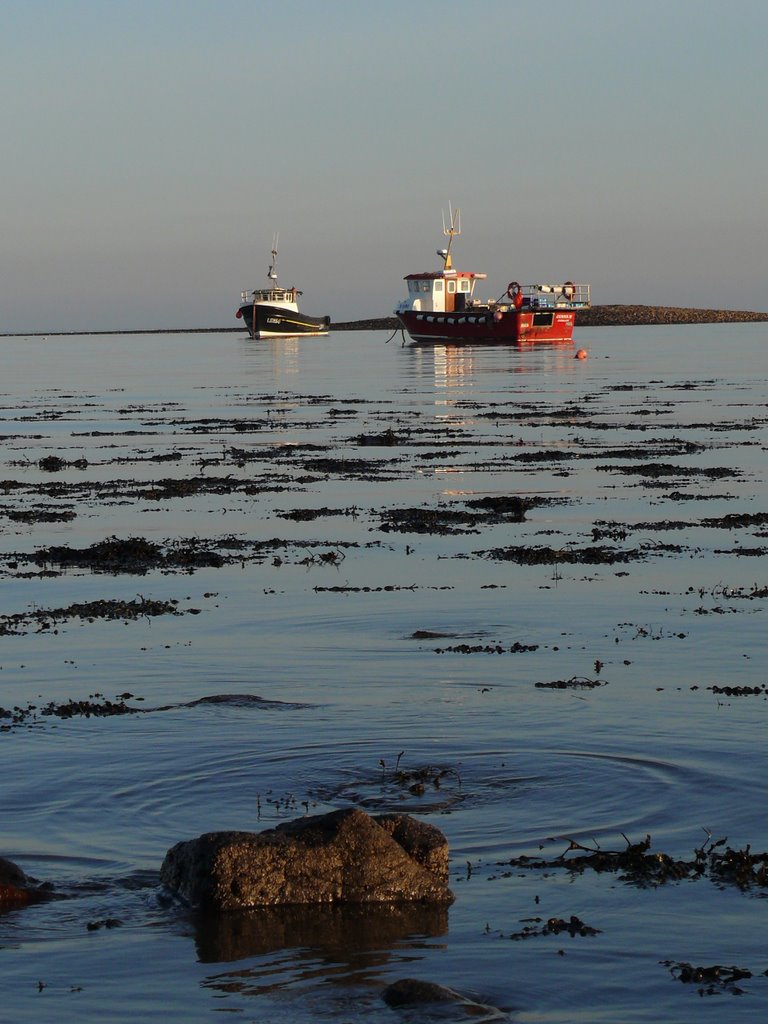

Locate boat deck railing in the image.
[240,288,298,303]
[517,283,591,309]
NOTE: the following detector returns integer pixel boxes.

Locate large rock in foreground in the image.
[161,808,454,911]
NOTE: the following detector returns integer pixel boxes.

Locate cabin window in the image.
[447,280,456,293]
[459,279,470,292]
[421,282,430,292]
[409,281,418,293]
[433,280,443,291]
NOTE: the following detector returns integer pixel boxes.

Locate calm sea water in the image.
[2,324,768,1022]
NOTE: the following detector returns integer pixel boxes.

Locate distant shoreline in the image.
[3,304,768,337]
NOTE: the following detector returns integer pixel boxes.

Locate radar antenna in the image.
[438,204,461,270]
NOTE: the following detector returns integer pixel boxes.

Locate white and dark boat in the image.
[235,236,330,339]
[395,207,590,345]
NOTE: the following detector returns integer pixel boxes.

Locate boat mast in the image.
[267,232,279,286]
[439,204,461,270]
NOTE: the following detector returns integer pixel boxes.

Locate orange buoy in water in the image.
[575,348,588,360]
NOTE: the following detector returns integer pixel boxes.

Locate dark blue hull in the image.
[238,303,330,339]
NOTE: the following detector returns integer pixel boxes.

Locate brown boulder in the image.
[160,808,454,911]
[0,856,53,906]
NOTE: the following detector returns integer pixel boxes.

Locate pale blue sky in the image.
[1,0,766,331]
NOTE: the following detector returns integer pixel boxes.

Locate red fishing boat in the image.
[395,208,590,344]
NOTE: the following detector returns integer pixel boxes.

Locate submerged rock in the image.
[160,808,453,911]
[382,978,507,1019]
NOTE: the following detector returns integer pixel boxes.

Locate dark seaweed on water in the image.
[498,832,768,890]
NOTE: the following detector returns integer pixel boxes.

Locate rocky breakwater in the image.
[332,305,768,331]
[160,808,453,912]
[575,304,768,326]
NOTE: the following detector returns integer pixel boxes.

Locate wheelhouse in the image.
[241,286,299,305]
[400,270,487,314]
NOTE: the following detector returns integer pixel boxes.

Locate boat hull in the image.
[238,303,331,340]
[396,308,577,345]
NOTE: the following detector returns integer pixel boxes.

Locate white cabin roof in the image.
[404,270,487,281]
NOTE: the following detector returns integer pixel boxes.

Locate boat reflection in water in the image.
[409,340,585,392]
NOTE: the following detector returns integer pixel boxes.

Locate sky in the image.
[1,0,766,332]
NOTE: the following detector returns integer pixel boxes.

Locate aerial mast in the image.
[267,232,279,286]
[438,204,461,270]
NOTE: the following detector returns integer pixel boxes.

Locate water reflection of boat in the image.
[235,235,330,340]
[395,207,590,345]
[412,341,580,392]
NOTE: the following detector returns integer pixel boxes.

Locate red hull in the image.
[397,308,576,344]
